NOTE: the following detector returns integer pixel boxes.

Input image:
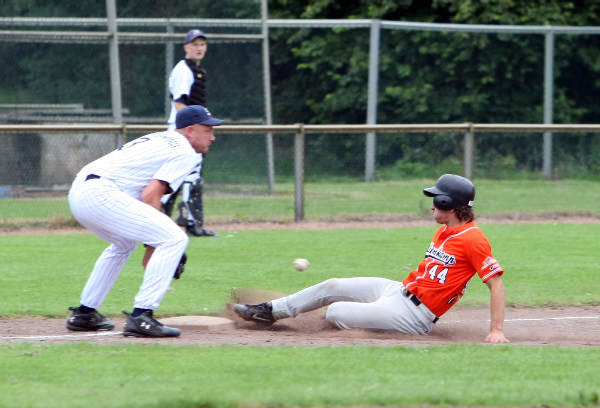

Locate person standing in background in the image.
[163,29,216,237]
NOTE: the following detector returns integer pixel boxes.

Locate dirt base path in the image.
[2,213,599,235]
[1,216,598,347]
[1,305,598,347]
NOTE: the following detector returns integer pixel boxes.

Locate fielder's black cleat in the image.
[233,302,275,325]
[66,306,115,331]
[122,310,181,338]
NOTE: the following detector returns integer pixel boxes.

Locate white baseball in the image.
[293,258,310,271]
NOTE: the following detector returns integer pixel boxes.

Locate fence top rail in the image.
[381,20,600,35]
[0,17,263,27]
[0,17,373,28]
[2,123,600,134]
[0,30,263,44]
[1,17,599,35]
[472,124,600,132]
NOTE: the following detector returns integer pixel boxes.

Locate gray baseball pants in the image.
[270,277,437,334]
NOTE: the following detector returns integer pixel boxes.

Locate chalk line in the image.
[0,331,124,340]
[504,316,599,322]
[442,315,600,324]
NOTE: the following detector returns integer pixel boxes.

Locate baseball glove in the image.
[174,252,187,280]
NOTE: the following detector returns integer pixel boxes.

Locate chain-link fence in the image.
[0,5,599,197]
[0,129,120,189]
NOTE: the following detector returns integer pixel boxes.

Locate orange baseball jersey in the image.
[402,221,503,317]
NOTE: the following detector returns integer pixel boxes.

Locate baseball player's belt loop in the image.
[85,174,101,181]
[404,288,439,324]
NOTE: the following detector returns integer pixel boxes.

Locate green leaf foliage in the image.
[269,0,600,177]
[1,0,599,178]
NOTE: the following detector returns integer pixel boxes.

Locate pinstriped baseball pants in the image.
[68,175,188,310]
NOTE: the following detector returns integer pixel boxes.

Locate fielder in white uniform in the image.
[66,105,224,338]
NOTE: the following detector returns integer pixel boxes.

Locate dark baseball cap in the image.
[185,29,206,44]
[176,105,224,129]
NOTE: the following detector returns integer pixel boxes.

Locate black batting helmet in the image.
[423,174,475,210]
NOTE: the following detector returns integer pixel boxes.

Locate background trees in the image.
[267,0,600,177]
[1,0,599,178]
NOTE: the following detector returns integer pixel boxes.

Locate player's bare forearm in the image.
[142,246,155,268]
[141,179,169,210]
[175,101,187,112]
[485,275,510,343]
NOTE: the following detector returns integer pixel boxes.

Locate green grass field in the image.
[1,344,599,408]
[1,179,599,228]
[1,224,599,316]
[1,179,599,407]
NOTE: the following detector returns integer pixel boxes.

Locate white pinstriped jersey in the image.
[79,130,198,200]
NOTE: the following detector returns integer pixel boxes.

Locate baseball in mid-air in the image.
[293,258,310,271]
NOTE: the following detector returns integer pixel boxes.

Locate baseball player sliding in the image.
[235,174,510,343]
[66,105,224,338]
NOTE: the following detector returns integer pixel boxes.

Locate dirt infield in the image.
[1,305,598,346]
[2,212,599,235]
[1,216,598,347]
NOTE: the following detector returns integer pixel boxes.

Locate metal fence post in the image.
[365,19,381,183]
[105,0,122,130]
[543,31,555,179]
[165,21,174,119]
[294,124,305,222]
[262,0,275,195]
[464,124,474,179]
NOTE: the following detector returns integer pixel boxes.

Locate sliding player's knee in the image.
[319,278,342,292]
[325,303,351,329]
